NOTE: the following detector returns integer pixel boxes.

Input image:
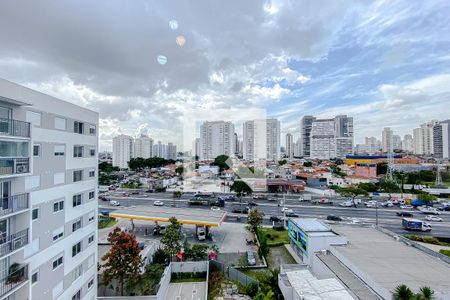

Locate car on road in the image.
[270,216,282,222]
[267,197,277,202]
[425,215,443,222]
[312,198,333,205]
[339,201,353,207]
[418,206,441,215]
[327,215,342,221]
[285,212,299,217]
[99,195,108,201]
[211,206,221,211]
[247,251,256,266]
[153,201,164,206]
[247,202,258,207]
[437,206,450,211]
[232,207,249,214]
[381,201,394,207]
[400,205,414,209]
[100,210,110,216]
[396,212,413,217]
[252,194,267,200]
[281,207,293,214]
[109,200,120,206]
[219,195,235,201]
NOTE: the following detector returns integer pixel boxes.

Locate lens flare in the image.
[157,55,167,65]
[176,35,186,47]
[169,20,178,30]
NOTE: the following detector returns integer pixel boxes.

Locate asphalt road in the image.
[99,191,450,239]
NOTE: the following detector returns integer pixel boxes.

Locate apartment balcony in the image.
[0,118,30,138]
[0,158,29,176]
[0,229,29,259]
[0,263,28,299]
[0,193,29,218]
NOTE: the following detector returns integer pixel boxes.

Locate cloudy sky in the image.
[1,0,449,151]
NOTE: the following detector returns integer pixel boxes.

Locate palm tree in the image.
[393,284,414,300]
[416,286,434,300]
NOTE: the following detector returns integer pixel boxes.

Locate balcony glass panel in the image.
[0,229,29,258]
[0,193,29,217]
[0,119,30,138]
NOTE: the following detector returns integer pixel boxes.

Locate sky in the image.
[0,0,449,151]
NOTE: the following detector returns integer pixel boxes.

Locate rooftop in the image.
[331,226,450,295]
[290,218,331,232]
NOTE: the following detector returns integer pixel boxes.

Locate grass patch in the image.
[98,217,118,229]
[440,249,450,257]
[237,268,263,280]
[405,235,450,247]
[258,228,290,247]
[171,277,206,283]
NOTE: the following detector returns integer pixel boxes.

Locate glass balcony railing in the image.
[0,118,30,138]
[0,229,29,258]
[0,263,28,298]
[0,158,30,176]
[0,193,29,218]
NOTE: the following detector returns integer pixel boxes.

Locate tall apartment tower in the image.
[243,119,280,161]
[0,78,98,300]
[152,141,167,159]
[193,138,200,159]
[234,133,239,155]
[285,133,294,158]
[199,121,234,160]
[112,134,134,169]
[413,127,424,155]
[365,136,381,154]
[133,134,153,158]
[402,134,414,152]
[166,143,177,160]
[392,135,402,151]
[300,116,316,157]
[381,127,393,153]
[413,120,438,155]
[433,120,450,159]
[310,119,336,159]
[334,115,354,158]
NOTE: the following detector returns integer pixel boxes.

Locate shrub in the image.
[245,281,259,297]
[440,249,450,257]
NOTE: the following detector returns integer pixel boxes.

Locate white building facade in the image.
[243,119,280,161]
[133,135,153,159]
[112,134,133,168]
[0,78,98,300]
[199,121,234,160]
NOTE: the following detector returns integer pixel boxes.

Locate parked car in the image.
[270,216,281,222]
[396,212,413,217]
[381,201,394,207]
[247,251,256,266]
[211,206,221,211]
[100,210,110,216]
[153,201,164,206]
[437,206,450,211]
[425,215,443,222]
[339,201,353,207]
[109,200,120,206]
[327,215,342,221]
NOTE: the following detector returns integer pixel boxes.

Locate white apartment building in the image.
[413,120,438,155]
[0,78,98,300]
[285,133,294,159]
[413,127,423,155]
[152,141,166,159]
[392,134,402,151]
[133,135,153,159]
[402,134,414,152]
[112,134,133,169]
[243,119,280,161]
[166,143,177,160]
[309,115,353,159]
[199,121,234,160]
[433,120,450,159]
[381,127,393,153]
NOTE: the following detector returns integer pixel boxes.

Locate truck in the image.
[188,197,224,207]
[402,218,432,232]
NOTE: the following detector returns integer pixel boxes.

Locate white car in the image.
[281,207,294,214]
[211,206,221,211]
[400,205,414,210]
[425,215,443,222]
[153,201,164,206]
[339,201,353,207]
[109,200,120,206]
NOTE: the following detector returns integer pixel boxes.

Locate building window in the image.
[33,144,41,156]
[88,191,95,199]
[73,194,82,207]
[54,145,65,156]
[88,277,94,289]
[54,117,66,130]
[73,146,84,158]
[89,125,96,135]
[53,227,64,241]
[32,208,39,220]
[89,147,96,156]
[72,218,82,232]
[31,271,39,284]
[73,170,83,182]
[72,290,81,300]
[74,121,84,134]
[89,170,95,178]
[72,242,82,257]
[52,256,63,270]
[72,264,83,282]
[88,211,95,223]
[88,234,94,244]
[53,200,64,213]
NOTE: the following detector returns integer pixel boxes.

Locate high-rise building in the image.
[112,134,134,168]
[365,136,381,154]
[300,116,316,157]
[134,134,153,158]
[402,134,414,152]
[243,119,280,161]
[285,133,294,158]
[167,142,177,160]
[234,133,240,155]
[309,115,353,159]
[199,121,234,160]
[392,134,402,151]
[433,120,450,159]
[413,127,423,155]
[0,78,98,300]
[294,138,301,157]
[381,127,393,153]
[413,120,438,155]
[153,141,167,159]
[193,138,200,159]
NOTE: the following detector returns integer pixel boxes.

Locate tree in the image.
[245,281,259,297]
[247,208,264,234]
[175,166,184,175]
[230,180,253,199]
[152,248,170,265]
[380,177,401,193]
[303,161,313,167]
[393,284,414,300]
[160,217,182,259]
[101,227,143,296]
[212,155,230,171]
[189,244,209,261]
[127,263,165,295]
[417,192,437,203]
[172,191,183,206]
[417,286,434,300]
[339,187,369,207]
[278,159,287,165]
[358,182,378,193]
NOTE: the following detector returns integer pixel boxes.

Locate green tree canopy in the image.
[212,155,230,171]
[160,217,183,259]
[303,161,313,167]
[230,180,253,196]
[247,208,264,234]
[393,284,414,300]
[358,182,378,193]
[101,227,143,296]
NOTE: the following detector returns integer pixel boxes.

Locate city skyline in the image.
[0,1,449,151]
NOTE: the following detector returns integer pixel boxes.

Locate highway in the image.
[98,191,450,239]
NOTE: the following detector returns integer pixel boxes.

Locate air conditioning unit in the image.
[16,165,26,173]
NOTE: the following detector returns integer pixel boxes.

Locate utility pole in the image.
[375,199,379,227]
